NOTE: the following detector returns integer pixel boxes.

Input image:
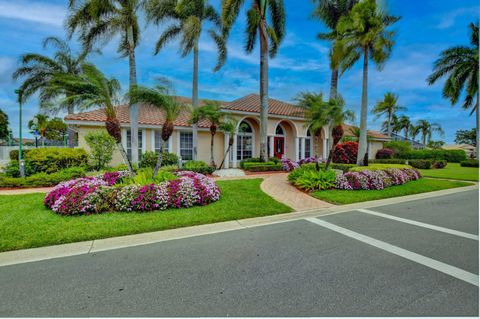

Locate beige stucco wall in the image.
[77,126,124,166]
[369,140,386,159]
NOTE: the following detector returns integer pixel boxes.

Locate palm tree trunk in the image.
[259,20,269,162]
[67,101,75,147]
[356,47,369,166]
[219,143,232,169]
[117,142,134,175]
[210,131,215,168]
[325,135,337,170]
[329,67,339,100]
[152,139,165,178]
[127,26,139,165]
[387,112,392,137]
[192,39,199,161]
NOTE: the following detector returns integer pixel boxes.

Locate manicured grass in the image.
[311,178,473,205]
[0,179,292,252]
[419,162,479,181]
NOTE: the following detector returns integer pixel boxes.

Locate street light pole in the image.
[15,89,25,178]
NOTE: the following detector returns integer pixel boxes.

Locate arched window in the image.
[275,124,285,136]
[237,120,253,161]
[305,129,312,158]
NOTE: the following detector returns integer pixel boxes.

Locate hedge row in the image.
[398,149,466,163]
[239,157,280,169]
[0,167,86,188]
[243,162,283,172]
[460,159,479,167]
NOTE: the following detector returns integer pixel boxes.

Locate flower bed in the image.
[44,170,221,215]
[335,168,421,190]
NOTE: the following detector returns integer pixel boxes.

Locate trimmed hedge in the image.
[408,159,432,169]
[398,149,466,163]
[299,162,356,173]
[243,162,283,172]
[182,160,215,175]
[240,157,280,169]
[460,159,479,167]
[369,159,407,164]
[139,151,179,168]
[349,164,411,171]
[0,167,86,188]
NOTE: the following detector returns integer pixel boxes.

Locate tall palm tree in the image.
[335,0,399,165]
[395,115,411,140]
[67,0,142,164]
[381,113,400,135]
[427,21,479,158]
[146,0,227,161]
[28,114,50,147]
[221,0,286,162]
[130,84,185,178]
[218,116,239,169]
[12,37,89,147]
[313,0,359,99]
[409,124,420,143]
[190,101,222,168]
[372,92,406,137]
[416,119,444,146]
[45,63,133,174]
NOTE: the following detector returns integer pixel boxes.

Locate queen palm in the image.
[335,0,399,165]
[218,116,239,169]
[145,0,226,161]
[45,63,133,174]
[28,114,50,147]
[190,101,222,168]
[313,0,359,99]
[416,119,444,146]
[409,125,420,142]
[372,92,405,137]
[381,113,400,135]
[221,0,285,162]
[12,37,88,147]
[130,84,185,178]
[427,21,479,158]
[67,0,142,164]
[395,115,411,140]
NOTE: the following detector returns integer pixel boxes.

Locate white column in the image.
[300,138,305,159]
[121,128,127,151]
[168,135,172,153]
[224,133,230,168]
[232,134,238,168]
[141,129,147,155]
[323,138,328,160]
[150,130,155,152]
[269,136,274,158]
[294,137,299,161]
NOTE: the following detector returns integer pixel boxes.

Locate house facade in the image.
[65,94,390,167]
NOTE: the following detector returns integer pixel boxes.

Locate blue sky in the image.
[0,0,478,143]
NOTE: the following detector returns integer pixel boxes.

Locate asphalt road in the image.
[0,190,478,317]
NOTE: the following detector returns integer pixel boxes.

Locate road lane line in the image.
[356,208,478,241]
[305,217,479,287]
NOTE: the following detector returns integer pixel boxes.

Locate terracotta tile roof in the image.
[223,93,304,117]
[342,124,390,140]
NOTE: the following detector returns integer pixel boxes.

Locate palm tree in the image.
[427,21,479,158]
[221,0,286,162]
[218,116,239,169]
[335,0,399,165]
[372,92,406,137]
[130,84,185,178]
[67,0,142,164]
[12,37,89,147]
[313,0,359,99]
[395,115,411,140]
[28,114,50,147]
[381,113,400,135]
[190,101,222,168]
[409,124,420,143]
[145,0,227,161]
[416,119,444,146]
[46,63,133,174]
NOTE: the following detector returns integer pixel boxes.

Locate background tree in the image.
[409,124,420,142]
[395,115,411,140]
[68,0,142,164]
[85,131,116,170]
[455,128,476,146]
[427,140,445,149]
[335,0,399,165]
[222,0,286,162]
[130,84,185,178]
[146,0,226,161]
[416,119,444,146]
[427,21,479,159]
[12,37,88,147]
[381,113,400,135]
[28,114,50,146]
[218,116,239,169]
[190,101,222,167]
[372,92,405,136]
[0,109,9,141]
[45,117,68,142]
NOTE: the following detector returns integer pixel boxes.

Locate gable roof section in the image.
[342,124,390,140]
[223,94,304,117]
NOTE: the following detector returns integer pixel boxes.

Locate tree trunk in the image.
[356,47,369,166]
[259,20,269,162]
[127,26,139,165]
[329,67,339,100]
[210,132,216,168]
[152,139,165,178]
[192,39,199,161]
[67,102,75,147]
[476,93,479,159]
[219,143,232,169]
[117,142,134,176]
[387,112,392,137]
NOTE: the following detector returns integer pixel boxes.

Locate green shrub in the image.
[4,160,34,177]
[293,169,336,191]
[460,159,479,167]
[140,151,179,168]
[398,149,467,162]
[384,141,412,155]
[242,161,283,172]
[182,160,215,175]
[109,162,138,172]
[408,159,432,169]
[121,167,176,186]
[297,162,356,173]
[85,131,116,170]
[240,157,280,168]
[349,164,411,171]
[432,160,447,169]
[0,167,86,188]
[369,159,407,164]
[288,165,317,183]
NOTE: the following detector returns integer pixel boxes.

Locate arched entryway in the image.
[269,121,297,159]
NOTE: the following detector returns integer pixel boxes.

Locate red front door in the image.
[274,137,285,159]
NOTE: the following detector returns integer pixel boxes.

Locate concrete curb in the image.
[0,184,477,267]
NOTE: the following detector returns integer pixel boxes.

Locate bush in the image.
[335,168,421,190]
[0,167,86,188]
[333,141,358,164]
[349,164,411,171]
[384,141,412,155]
[293,169,336,191]
[376,148,395,159]
[298,162,355,173]
[85,131,116,171]
[432,160,447,169]
[4,160,35,177]
[369,159,407,164]
[408,159,432,169]
[140,151,179,168]
[240,157,280,168]
[460,159,479,167]
[182,160,215,175]
[243,162,283,172]
[399,149,467,163]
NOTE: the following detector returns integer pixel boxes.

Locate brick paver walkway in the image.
[260,173,334,211]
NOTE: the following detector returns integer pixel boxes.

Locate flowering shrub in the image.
[376,148,395,159]
[44,170,220,215]
[281,157,299,172]
[335,168,421,190]
[333,142,358,164]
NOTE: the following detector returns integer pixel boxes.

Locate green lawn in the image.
[0,179,292,252]
[419,163,479,181]
[312,178,473,205]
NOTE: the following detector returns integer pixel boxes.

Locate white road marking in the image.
[356,208,478,241]
[305,217,479,287]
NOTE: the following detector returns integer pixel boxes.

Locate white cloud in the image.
[435,7,478,29]
[0,57,15,84]
[0,0,66,27]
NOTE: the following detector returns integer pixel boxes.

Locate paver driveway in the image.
[0,190,477,317]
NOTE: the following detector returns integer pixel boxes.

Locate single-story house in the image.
[65,94,391,167]
[442,144,476,158]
